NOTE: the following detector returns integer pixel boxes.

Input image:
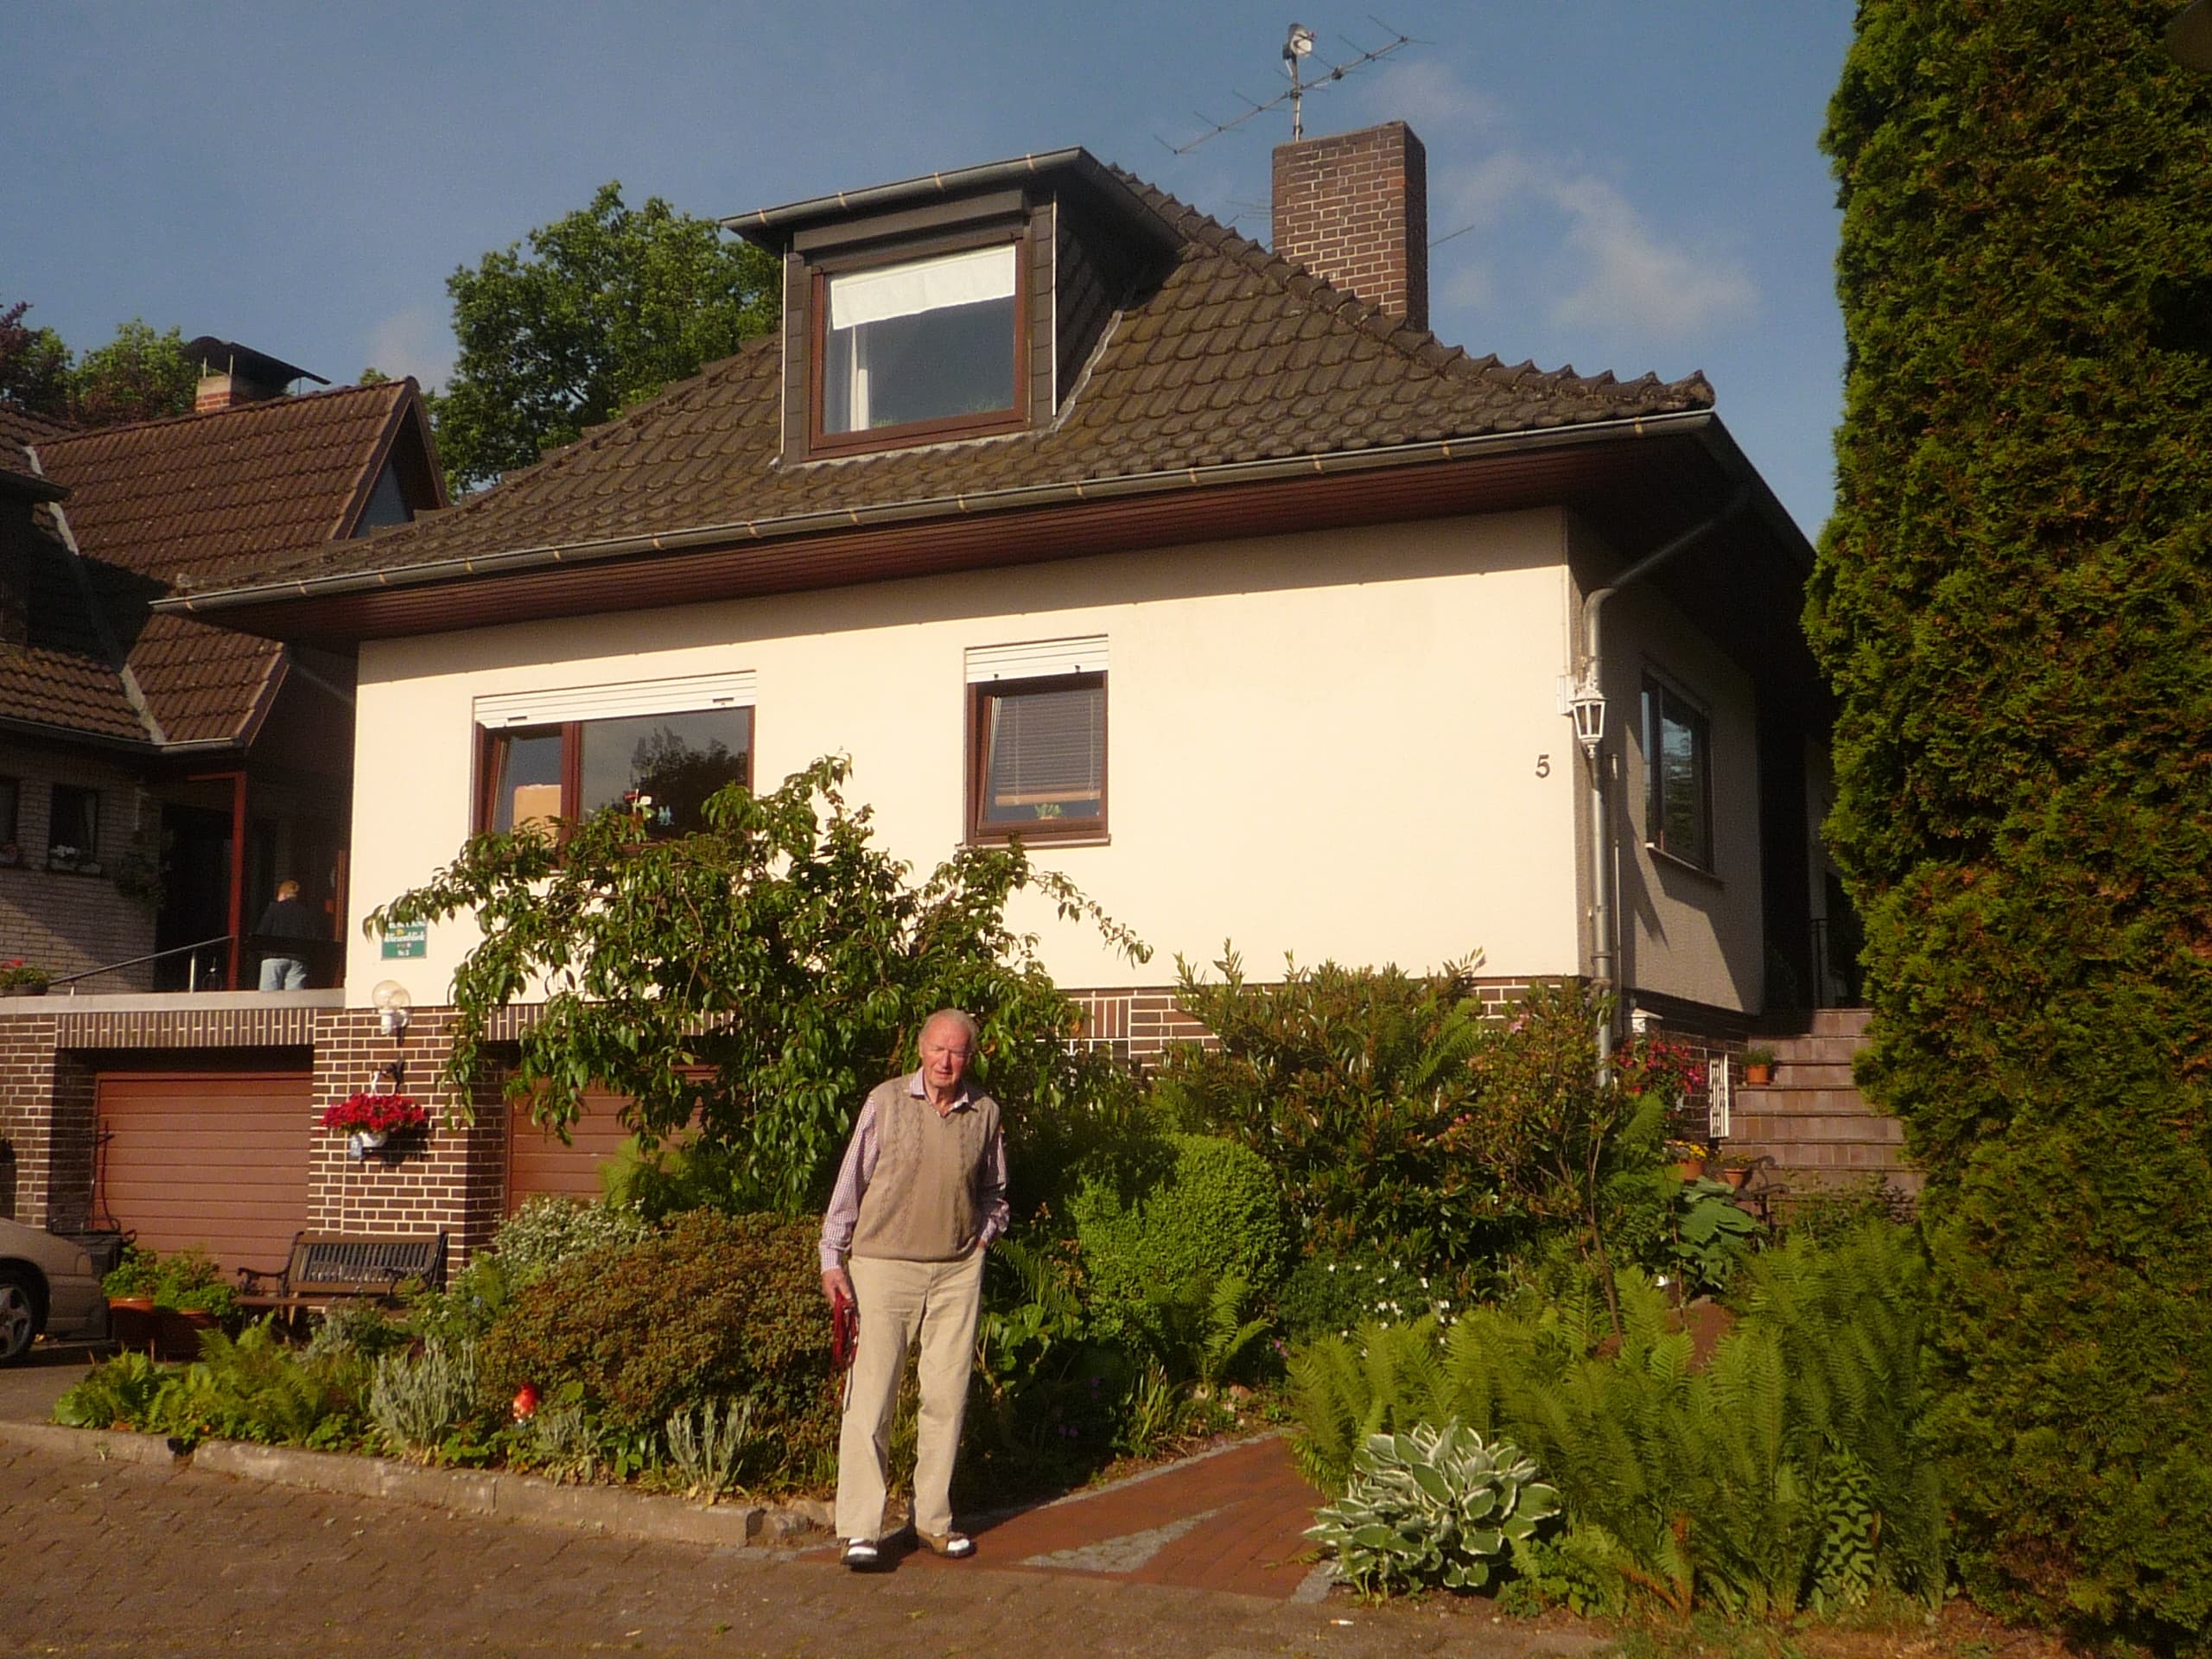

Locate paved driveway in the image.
[0,1437,1599,1659]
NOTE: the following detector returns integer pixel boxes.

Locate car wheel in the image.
[0,1268,41,1364]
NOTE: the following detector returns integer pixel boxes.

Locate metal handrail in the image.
[52,934,236,993]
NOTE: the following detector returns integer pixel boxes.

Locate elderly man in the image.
[820,1008,1008,1570]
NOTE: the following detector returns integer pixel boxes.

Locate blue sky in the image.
[6,2,1854,537]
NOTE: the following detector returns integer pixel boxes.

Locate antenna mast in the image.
[1160,19,1416,156]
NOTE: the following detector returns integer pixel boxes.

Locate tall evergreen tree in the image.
[1815,3,2212,1645]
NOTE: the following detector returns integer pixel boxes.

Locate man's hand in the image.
[823,1267,855,1307]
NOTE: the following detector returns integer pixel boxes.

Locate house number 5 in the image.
[1535,753,1551,778]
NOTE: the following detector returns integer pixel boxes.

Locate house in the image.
[3,123,1853,1269]
[0,352,445,992]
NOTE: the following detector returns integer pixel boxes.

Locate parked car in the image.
[0,1218,107,1362]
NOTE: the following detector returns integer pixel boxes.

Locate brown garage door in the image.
[96,1070,312,1277]
[506,1090,647,1210]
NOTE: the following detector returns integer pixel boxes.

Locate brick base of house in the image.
[0,978,1808,1267]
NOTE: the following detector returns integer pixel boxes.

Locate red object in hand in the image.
[830,1298,858,1372]
[512,1384,539,1421]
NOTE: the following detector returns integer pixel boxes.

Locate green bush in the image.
[1068,1133,1291,1345]
[1289,1223,1942,1615]
[100,1244,237,1318]
[1815,4,2212,1647]
[479,1211,835,1487]
[492,1194,651,1283]
[1276,1248,1455,1344]
[1155,952,1497,1266]
[1306,1420,1560,1595]
[55,1324,359,1449]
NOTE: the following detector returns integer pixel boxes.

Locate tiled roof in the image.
[246,174,1712,587]
[0,382,416,746]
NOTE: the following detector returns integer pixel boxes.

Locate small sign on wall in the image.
[380,922,428,961]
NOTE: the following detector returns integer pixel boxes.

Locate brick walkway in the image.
[0,1436,1602,1659]
[835,1435,1329,1599]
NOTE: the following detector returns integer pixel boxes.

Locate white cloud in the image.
[1541,176,1757,339]
[364,302,455,392]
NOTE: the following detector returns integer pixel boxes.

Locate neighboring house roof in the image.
[194,169,1714,600]
[1,379,437,750]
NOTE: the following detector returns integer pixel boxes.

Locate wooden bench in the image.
[235,1231,448,1329]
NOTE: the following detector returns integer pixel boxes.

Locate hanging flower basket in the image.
[319,1090,429,1136]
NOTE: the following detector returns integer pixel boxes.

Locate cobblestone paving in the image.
[0,1441,1599,1659]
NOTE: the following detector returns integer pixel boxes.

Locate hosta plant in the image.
[1306,1420,1560,1595]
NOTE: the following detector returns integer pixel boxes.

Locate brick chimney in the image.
[1270,120,1428,332]
[188,337,327,412]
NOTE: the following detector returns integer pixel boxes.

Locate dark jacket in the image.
[254,896,321,943]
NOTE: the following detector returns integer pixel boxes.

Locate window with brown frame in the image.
[1642,675,1714,872]
[968,673,1106,842]
[812,238,1023,453]
[478,707,753,839]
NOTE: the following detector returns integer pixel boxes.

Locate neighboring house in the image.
[3,122,1847,1267]
[0,350,445,991]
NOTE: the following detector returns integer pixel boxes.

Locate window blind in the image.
[829,244,1017,331]
[983,683,1104,811]
[474,671,757,730]
[963,636,1109,683]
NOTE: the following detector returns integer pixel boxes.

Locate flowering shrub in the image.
[319,1091,429,1135]
[0,958,50,991]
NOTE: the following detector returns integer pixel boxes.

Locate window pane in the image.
[489,730,563,835]
[981,683,1103,826]
[0,777,16,845]
[1652,689,1712,869]
[579,708,753,836]
[48,785,98,861]
[824,245,1018,434]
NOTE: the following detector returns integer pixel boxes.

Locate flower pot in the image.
[346,1129,389,1160]
[1742,1063,1773,1085]
[106,1297,157,1351]
[1675,1159,1706,1181]
[155,1307,216,1362]
[1722,1167,1751,1190]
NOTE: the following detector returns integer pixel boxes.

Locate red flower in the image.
[318,1091,429,1135]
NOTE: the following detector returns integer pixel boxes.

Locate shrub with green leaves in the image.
[1290,1222,1942,1615]
[369,1338,484,1454]
[1068,1133,1290,1346]
[1816,4,2212,1645]
[479,1211,834,1487]
[1306,1420,1560,1595]
[492,1194,650,1283]
[1277,1248,1457,1344]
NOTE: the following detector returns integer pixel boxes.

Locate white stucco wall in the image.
[344,510,1602,1004]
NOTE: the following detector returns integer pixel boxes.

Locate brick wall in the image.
[308,1008,508,1264]
[0,742,157,988]
[1271,121,1429,331]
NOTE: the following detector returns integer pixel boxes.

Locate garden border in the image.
[0,1419,832,1550]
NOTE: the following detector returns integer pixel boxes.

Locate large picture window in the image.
[478,698,753,840]
[1642,676,1713,872]
[967,639,1107,844]
[817,241,1020,446]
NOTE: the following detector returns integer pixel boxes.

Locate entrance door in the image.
[154,804,233,990]
[95,1069,312,1278]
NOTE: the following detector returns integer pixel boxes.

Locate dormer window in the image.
[823,244,1020,438]
[814,238,1024,451]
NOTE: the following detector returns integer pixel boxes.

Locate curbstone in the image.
[5,1418,827,1549]
[0,1419,182,1468]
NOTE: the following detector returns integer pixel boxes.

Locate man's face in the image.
[919,1020,974,1090]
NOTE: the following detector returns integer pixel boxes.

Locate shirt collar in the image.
[905,1070,977,1110]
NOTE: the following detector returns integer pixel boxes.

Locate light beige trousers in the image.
[835,1247,985,1542]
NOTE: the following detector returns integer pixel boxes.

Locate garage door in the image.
[506,1090,648,1210]
[95,1070,312,1277]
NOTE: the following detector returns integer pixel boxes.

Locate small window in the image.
[480,708,753,838]
[1643,677,1713,872]
[353,461,413,535]
[0,776,17,864]
[969,674,1106,842]
[48,784,99,873]
[817,241,1020,447]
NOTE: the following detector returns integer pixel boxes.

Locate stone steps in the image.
[1725,1007,1918,1196]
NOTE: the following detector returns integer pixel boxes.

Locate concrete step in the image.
[1808,1007,1873,1039]
[1732,1112,1904,1147]
[1770,1034,1866,1065]
[1735,1086,1887,1115]
[1764,1061,1858,1089]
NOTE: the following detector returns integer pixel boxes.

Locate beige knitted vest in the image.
[850,1077,1000,1262]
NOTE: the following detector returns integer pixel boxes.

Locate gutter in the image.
[160,409,1718,620]
[724,148,1091,237]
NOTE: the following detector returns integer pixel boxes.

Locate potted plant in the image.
[101,1246,161,1351]
[1740,1044,1778,1086]
[318,1086,429,1160]
[1664,1139,1712,1181]
[0,959,50,996]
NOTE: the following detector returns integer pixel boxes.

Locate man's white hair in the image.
[921,1007,980,1047]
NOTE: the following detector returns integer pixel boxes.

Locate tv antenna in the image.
[1163,18,1417,156]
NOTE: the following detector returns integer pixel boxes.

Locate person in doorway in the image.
[254,879,319,990]
[819,1008,1007,1570]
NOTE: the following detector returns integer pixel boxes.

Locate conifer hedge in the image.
[1814,3,2212,1646]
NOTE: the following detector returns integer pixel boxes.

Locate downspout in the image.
[1572,486,1754,1065]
